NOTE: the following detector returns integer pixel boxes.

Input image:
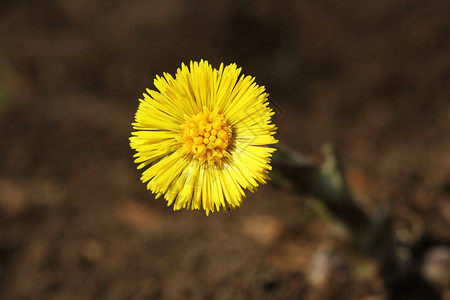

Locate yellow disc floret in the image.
[181,107,232,164]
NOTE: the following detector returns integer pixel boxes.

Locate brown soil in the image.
[1,1,449,299]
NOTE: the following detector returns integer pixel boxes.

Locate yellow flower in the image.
[130,60,277,215]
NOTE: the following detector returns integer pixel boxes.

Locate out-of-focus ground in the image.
[1,1,450,299]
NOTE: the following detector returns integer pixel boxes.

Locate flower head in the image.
[130,60,277,215]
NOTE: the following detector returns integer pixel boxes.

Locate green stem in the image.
[270,143,389,255]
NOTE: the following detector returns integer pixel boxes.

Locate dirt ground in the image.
[1,1,450,299]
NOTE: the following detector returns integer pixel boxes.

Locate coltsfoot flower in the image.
[130,60,277,215]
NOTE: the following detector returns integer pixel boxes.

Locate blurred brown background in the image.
[1,0,449,299]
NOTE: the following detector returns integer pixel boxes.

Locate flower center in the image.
[181,109,232,164]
